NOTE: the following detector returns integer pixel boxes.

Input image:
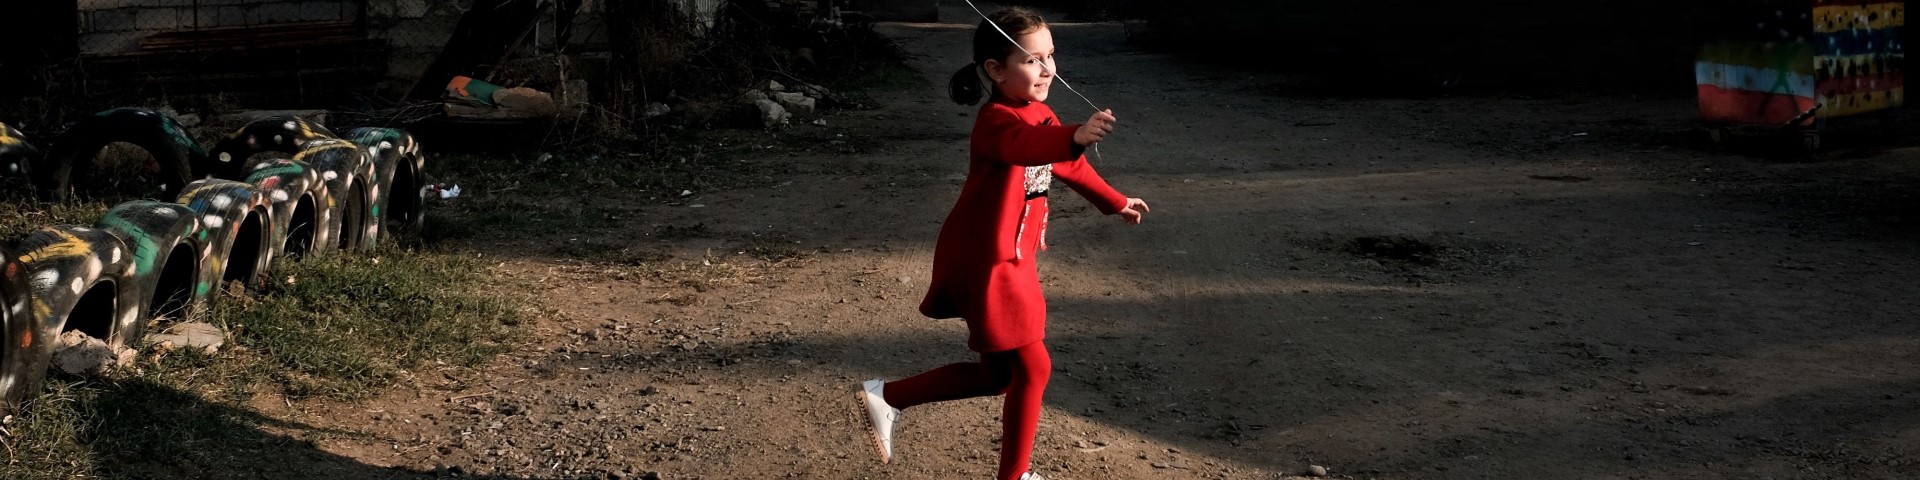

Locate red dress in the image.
[920,97,1130,352]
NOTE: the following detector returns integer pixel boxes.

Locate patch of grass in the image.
[0,245,532,479]
[0,383,95,480]
[0,201,112,241]
[217,245,527,399]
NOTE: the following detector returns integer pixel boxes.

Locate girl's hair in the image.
[949,7,1048,105]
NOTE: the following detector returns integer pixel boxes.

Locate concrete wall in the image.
[76,0,361,55]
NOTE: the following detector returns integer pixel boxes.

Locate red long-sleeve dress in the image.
[919,97,1130,353]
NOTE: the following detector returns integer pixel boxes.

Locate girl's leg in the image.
[882,351,1016,409]
[995,342,1051,480]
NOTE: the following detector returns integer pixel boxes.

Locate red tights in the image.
[883,341,1051,480]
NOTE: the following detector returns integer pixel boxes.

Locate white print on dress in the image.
[1023,164,1052,196]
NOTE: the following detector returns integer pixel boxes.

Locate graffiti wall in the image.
[0,109,428,409]
[1696,1,1905,127]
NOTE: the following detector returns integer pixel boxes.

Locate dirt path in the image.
[263,6,1920,480]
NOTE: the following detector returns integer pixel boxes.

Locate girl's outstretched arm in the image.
[978,103,1083,167]
[1052,155,1129,215]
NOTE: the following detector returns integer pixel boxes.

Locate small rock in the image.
[897,276,911,284]
[643,102,671,118]
[148,322,225,354]
[1307,465,1329,477]
[754,99,790,129]
[812,118,828,126]
[772,91,815,115]
[741,89,770,103]
[764,79,786,92]
[51,330,119,375]
[1151,462,1170,469]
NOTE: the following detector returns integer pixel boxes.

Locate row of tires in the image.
[0,108,429,410]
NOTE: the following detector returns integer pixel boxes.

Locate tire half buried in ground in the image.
[176,179,274,294]
[243,158,324,263]
[95,201,206,331]
[6,226,139,404]
[299,139,378,253]
[0,246,39,409]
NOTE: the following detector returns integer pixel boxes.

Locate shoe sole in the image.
[857,389,892,464]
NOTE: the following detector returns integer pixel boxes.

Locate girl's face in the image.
[986,26,1055,103]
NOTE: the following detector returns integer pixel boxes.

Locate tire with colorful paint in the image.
[1,122,41,187]
[0,246,39,408]
[95,201,207,331]
[206,116,338,181]
[346,127,428,235]
[33,108,208,202]
[243,158,324,262]
[299,139,381,252]
[0,112,433,412]
[4,226,141,407]
[176,179,275,293]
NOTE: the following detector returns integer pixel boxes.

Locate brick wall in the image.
[76,0,360,55]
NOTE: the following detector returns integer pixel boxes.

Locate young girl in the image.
[859,7,1149,480]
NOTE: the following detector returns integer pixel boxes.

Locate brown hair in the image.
[948,7,1047,105]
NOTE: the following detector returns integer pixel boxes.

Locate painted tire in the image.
[0,246,40,409]
[243,158,324,262]
[4,226,140,405]
[1,122,42,186]
[205,116,337,181]
[95,201,206,332]
[299,139,380,252]
[176,179,274,293]
[34,108,207,202]
[345,127,428,235]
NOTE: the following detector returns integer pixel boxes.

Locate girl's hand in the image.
[1117,197,1150,225]
[1074,109,1117,147]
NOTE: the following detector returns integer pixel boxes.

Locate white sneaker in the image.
[1017,472,1046,480]
[859,379,900,463]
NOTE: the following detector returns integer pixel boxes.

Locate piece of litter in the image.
[426,184,462,199]
[680,190,694,197]
[1573,132,1589,137]
[690,204,706,208]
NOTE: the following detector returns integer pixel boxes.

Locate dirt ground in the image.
[213,5,1920,480]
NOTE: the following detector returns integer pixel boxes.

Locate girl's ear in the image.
[982,58,1004,84]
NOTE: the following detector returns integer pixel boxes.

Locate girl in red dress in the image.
[858,7,1149,480]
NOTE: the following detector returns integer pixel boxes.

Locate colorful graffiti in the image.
[1696,1,1904,127]
[0,111,430,411]
[0,123,39,178]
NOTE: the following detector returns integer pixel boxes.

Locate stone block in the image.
[78,31,142,55]
[77,0,136,11]
[134,7,187,30]
[89,8,136,32]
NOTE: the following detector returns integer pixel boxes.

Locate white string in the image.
[960,0,1108,162]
